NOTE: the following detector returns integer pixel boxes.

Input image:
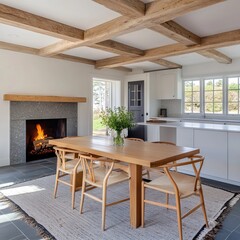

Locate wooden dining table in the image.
[49,135,199,228]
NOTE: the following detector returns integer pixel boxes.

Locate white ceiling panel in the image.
[123,61,166,71]
[217,45,240,59]
[175,0,240,37]
[0,0,120,30]
[0,24,59,48]
[112,28,177,50]
[164,53,214,66]
[63,47,118,60]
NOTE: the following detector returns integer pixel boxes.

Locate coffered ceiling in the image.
[0,0,240,71]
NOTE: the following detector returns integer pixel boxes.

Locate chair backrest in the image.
[54,147,80,170]
[127,138,144,142]
[163,155,204,194]
[80,154,115,183]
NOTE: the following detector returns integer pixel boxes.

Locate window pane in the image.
[205,79,213,91]
[214,79,223,90]
[228,77,239,90]
[205,103,213,113]
[193,103,200,113]
[193,92,200,102]
[205,91,213,102]
[185,103,192,113]
[214,103,223,114]
[193,81,200,91]
[185,91,192,102]
[214,91,223,102]
[184,81,192,91]
[228,103,239,114]
[228,90,238,102]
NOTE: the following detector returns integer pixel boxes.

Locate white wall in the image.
[0,50,126,166]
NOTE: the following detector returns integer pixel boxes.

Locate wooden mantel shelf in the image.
[3,94,87,103]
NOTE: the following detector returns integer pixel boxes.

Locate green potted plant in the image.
[100,106,134,146]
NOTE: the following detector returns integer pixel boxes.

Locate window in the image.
[204,78,223,114]
[228,77,240,114]
[184,75,240,116]
[184,80,200,113]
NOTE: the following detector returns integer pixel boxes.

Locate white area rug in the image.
[0,175,236,240]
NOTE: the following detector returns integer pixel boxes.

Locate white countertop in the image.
[138,121,240,132]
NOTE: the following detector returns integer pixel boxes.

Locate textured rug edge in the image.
[0,192,56,240]
[194,193,240,240]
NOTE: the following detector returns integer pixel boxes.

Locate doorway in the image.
[92,78,121,136]
[128,80,146,140]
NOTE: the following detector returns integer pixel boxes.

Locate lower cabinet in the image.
[147,125,160,142]
[177,128,194,172]
[149,125,239,184]
[228,132,240,182]
[194,130,228,179]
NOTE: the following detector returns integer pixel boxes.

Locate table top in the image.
[49,136,199,167]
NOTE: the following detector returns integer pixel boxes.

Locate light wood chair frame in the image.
[79,154,130,231]
[141,155,209,240]
[53,147,83,209]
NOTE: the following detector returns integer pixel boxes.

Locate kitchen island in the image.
[138,121,240,186]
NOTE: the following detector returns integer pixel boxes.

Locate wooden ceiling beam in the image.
[150,21,201,45]
[197,49,232,64]
[0,41,95,65]
[0,4,84,41]
[0,41,131,72]
[92,40,181,69]
[150,20,232,64]
[39,0,224,56]
[93,40,144,56]
[151,59,182,69]
[93,0,145,18]
[95,29,240,68]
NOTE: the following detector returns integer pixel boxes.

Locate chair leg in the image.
[141,182,145,228]
[79,181,86,214]
[199,188,209,228]
[147,170,150,179]
[71,172,76,209]
[102,185,107,231]
[54,169,60,198]
[176,195,183,240]
[166,193,169,209]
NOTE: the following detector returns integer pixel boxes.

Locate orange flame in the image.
[34,124,47,141]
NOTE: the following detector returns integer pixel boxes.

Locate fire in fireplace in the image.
[26,118,66,162]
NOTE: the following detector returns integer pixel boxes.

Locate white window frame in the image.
[227,76,240,115]
[203,77,224,115]
[182,74,240,118]
[183,79,201,114]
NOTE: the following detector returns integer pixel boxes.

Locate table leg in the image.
[130,164,142,228]
[70,171,83,192]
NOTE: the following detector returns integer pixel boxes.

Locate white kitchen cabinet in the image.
[155,69,182,99]
[176,127,194,173]
[146,125,160,142]
[228,132,240,182]
[194,130,228,179]
[159,127,176,143]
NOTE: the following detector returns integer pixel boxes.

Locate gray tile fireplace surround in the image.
[10,102,77,165]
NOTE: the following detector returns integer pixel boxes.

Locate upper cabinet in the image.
[155,69,182,99]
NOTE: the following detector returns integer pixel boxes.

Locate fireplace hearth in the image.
[26,119,66,162]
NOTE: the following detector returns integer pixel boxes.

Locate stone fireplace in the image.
[10,101,77,165]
